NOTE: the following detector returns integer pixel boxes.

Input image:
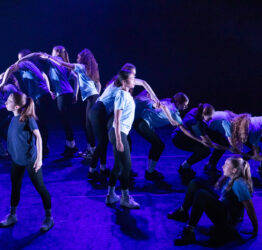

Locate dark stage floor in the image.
[0,126,262,250]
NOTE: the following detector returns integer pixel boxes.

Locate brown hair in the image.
[52,45,70,63]
[215,156,253,194]
[195,103,214,120]
[78,48,100,82]
[11,92,37,122]
[231,114,251,150]
[114,69,134,87]
[171,92,189,106]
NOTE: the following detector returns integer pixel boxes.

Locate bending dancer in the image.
[172,104,225,181]
[0,92,53,232]
[40,49,101,158]
[133,91,190,180]
[105,69,140,208]
[26,47,78,157]
[172,157,257,246]
[88,63,159,179]
[0,57,52,156]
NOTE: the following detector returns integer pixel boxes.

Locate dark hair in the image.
[78,48,100,82]
[18,49,32,58]
[114,69,134,87]
[196,103,214,120]
[11,92,37,122]
[171,92,189,105]
[52,45,70,63]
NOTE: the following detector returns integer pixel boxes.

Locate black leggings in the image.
[206,129,229,166]
[89,101,109,168]
[35,94,52,149]
[56,93,74,141]
[85,94,99,147]
[172,131,210,165]
[133,119,165,161]
[108,128,131,190]
[11,162,51,210]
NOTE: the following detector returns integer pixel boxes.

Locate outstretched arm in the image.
[135,79,159,104]
[0,63,20,88]
[40,53,75,70]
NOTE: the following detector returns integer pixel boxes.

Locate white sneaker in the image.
[105,193,120,205]
[120,195,140,209]
[0,214,17,227]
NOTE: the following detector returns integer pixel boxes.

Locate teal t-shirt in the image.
[209,111,232,138]
[248,117,262,147]
[7,116,38,165]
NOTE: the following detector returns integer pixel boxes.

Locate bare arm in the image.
[0,64,20,88]
[40,53,75,70]
[71,72,79,103]
[114,109,124,152]
[200,135,229,150]
[33,129,43,173]
[242,199,258,235]
[135,79,159,104]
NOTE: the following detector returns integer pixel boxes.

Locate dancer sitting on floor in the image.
[0,92,53,232]
[171,156,258,246]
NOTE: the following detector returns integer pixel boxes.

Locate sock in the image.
[108,186,115,195]
[100,164,106,171]
[89,167,97,173]
[66,140,76,148]
[121,189,129,199]
[181,160,191,169]
[45,209,52,218]
[10,206,17,215]
[147,159,157,173]
[185,224,195,232]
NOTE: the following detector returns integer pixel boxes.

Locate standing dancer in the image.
[40,49,101,158]
[105,69,140,208]
[0,59,52,156]
[0,92,53,232]
[173,157,257,246]
[133,91,189,180]
[26,47,78,157]
[88,63,159,179]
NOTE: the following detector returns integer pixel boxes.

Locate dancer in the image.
[0,92,53,232]
[105,68,140,208]
[133,91,190,180]
[172,104,225,181]
[25,47,78,157]
[40,49,101,158]
[172,157,257,246]
[88,63,160,179]
[0,57,52,155]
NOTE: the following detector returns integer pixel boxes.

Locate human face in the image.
[52,49,58,57]
[222,159,236,177]
[177,100,189,111]
[18,53,23,60]
[203,111,214,122]
[5,95,17,112]
[122,73,135,90]
[131,68,136,76]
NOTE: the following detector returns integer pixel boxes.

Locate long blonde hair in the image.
[215,157,253,194]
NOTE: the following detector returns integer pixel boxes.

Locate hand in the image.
[33,158,42,173]
[40,53,49,60]
[72,96,78,104]
[116,140,124,152]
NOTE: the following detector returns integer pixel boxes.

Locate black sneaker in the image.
[168,207,189,222]
[174,227,196,246]
[40,216,54,232]
[61,146,78,158]
[0,214,17,228]
[145,170,164,181]
[87,170,99,180]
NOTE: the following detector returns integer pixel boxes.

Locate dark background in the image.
[1,0,262,115]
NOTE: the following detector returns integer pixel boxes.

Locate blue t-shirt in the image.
[73,63,98,101]
[0,84,18,109]
[15,61,49,100]
[7,116,38,165]
[141,98,183,128]
[48,56,73,97]
[97,83,121,114]
[113,90,135,135]
[134,97,153,121]
[174,107,207,137]
[248,117,262,147]
[220,177,251,224]
[209,111,232,138]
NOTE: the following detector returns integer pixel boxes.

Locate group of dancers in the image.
[0,46,259,245]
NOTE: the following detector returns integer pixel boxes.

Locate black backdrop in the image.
[1,0,262,117]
